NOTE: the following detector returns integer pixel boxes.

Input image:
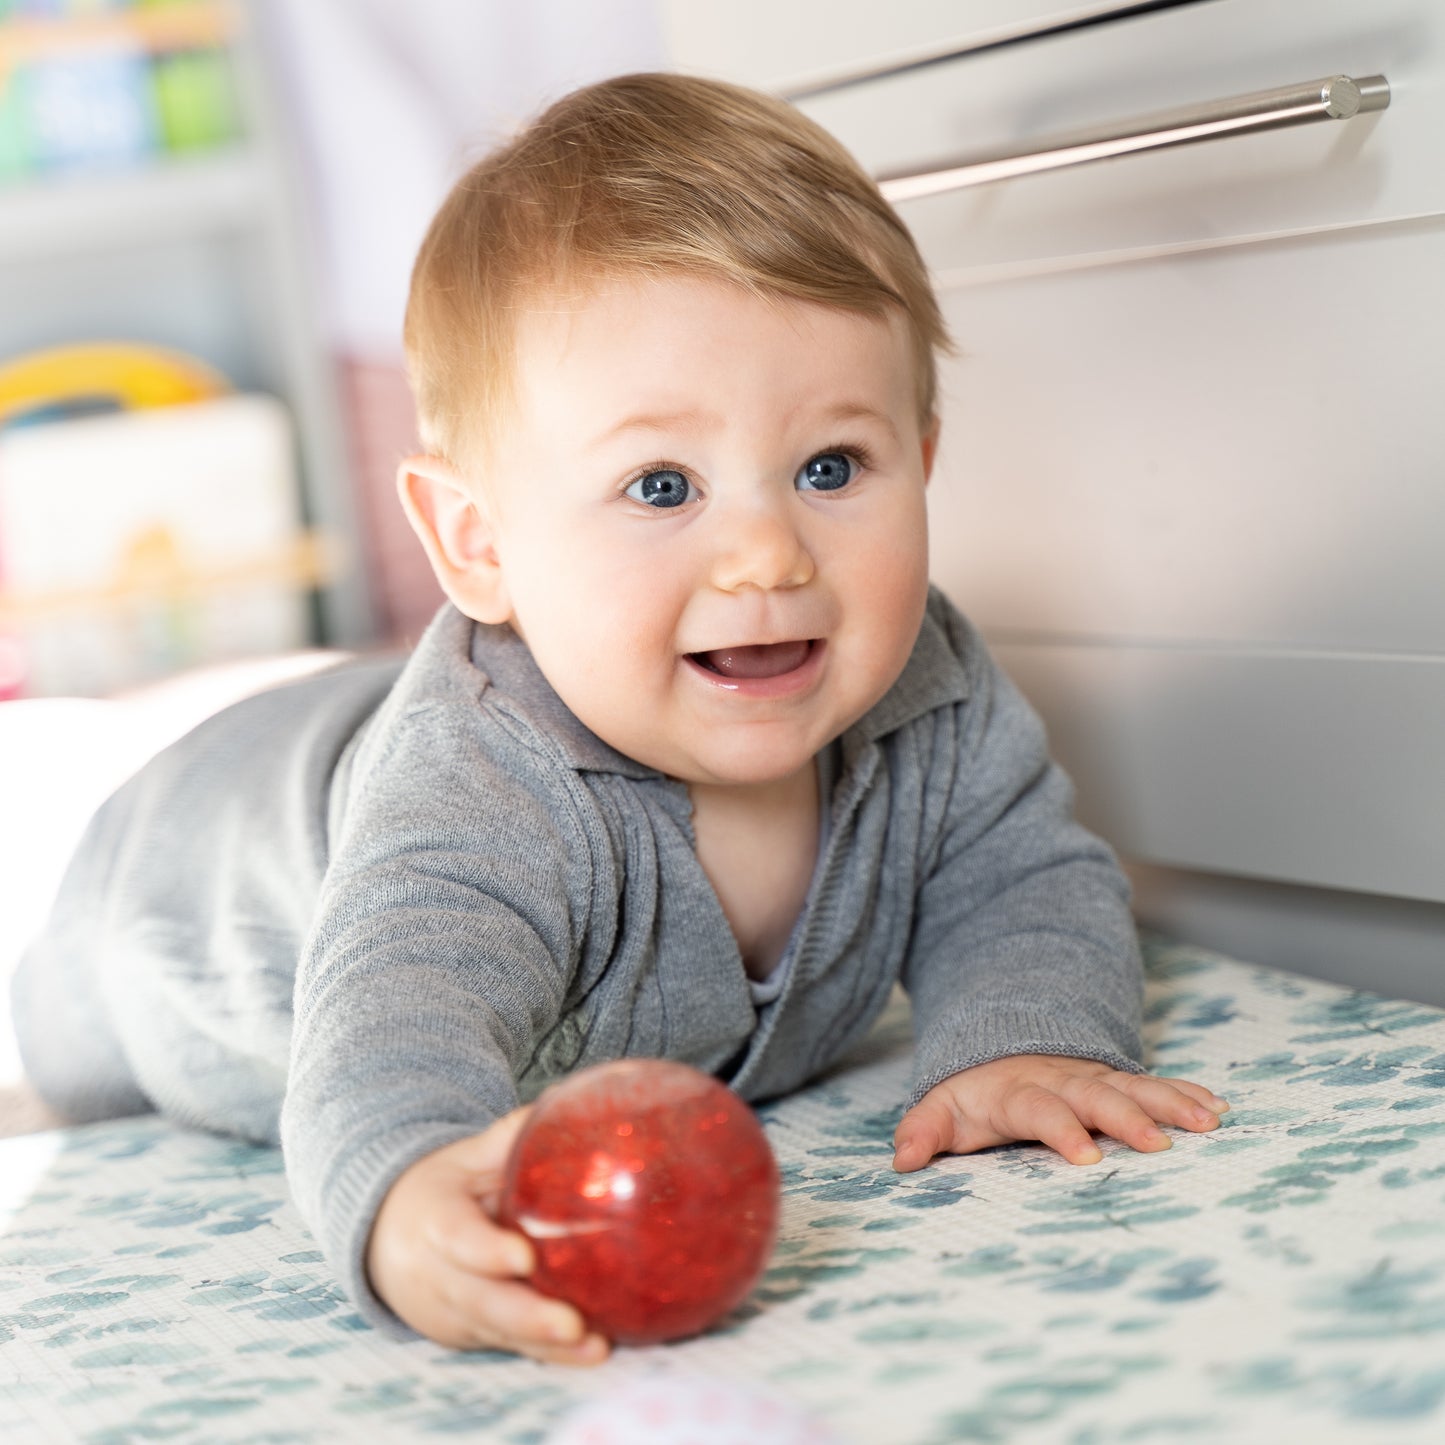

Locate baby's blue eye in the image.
[796,451,857,492]
[625,469,695,508]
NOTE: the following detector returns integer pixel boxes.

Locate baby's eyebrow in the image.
[590,400,897,451]
[810,402,899,439]
[591,408,718,449]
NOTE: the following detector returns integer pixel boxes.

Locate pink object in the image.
[498,1059,780,1345]
[546,1374,845,1445]
[0,633,26,701]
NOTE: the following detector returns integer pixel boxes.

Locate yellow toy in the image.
[0,341,230,429]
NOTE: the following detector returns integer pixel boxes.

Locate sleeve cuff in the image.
[911,992,1145,1110]
[302,1121,486,1339]
[909,1035,1147,1109]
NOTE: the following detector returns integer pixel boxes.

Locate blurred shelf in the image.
[0,1,239,69]
[0,529,340,626]
[0,149,265,263]
[0,0,375,655]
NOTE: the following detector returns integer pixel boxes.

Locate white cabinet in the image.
[663,0,1445,910]
[764,0,1443,274]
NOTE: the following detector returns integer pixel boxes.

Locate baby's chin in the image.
[665,739,838,793]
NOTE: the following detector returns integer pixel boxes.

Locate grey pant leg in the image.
[10,797,153,1125]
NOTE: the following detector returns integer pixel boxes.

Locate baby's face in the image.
[474,272,936,789]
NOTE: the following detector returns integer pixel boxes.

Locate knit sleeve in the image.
[278,700,590,1339]
[899,617,1144,1107]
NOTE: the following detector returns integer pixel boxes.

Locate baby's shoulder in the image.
[336,610,630,851]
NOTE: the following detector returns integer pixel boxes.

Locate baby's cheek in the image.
[873,508,929,594]
[851,555,929,683]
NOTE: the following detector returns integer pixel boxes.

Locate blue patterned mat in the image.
[4,935,1445,1444]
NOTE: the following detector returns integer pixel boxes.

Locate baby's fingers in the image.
[894,1089,1026,1170]
[892,1097,954,1173]
[1114,1074,1226,1135]
[1060,1076,1180,1157]
[431,1191,533,1279]
[1007,1087,1104,1167]
[443,1273,609,1366]
[1152,1075,1231,1114]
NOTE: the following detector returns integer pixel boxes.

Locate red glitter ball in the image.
[497,1058,780,1345]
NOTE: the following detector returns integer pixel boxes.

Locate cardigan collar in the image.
[453,588,970,779]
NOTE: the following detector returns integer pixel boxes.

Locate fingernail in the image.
[578,1333,610,1363]
[1192,1107,1217,1125]
[547,1310,582,1344]
[1212,1097,1231,1112]
[1145,1129,1170,1148]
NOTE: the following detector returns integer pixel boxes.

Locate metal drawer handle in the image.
[876,74,1390,202]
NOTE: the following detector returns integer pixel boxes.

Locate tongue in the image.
[699,640,810,679]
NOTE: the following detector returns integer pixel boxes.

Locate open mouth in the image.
[687,639,817,681]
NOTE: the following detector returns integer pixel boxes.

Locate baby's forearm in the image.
[899,637,1143,1102]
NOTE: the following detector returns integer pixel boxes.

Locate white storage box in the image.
[0,393,318,697]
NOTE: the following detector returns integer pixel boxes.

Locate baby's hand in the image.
[366,1109,610,1364]
[892,1054,1230,1172]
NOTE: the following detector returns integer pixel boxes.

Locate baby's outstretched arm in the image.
[892,1054,1230,1172]
[366,1109,610,1364]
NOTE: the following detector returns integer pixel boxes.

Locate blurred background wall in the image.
[0,0,663,697]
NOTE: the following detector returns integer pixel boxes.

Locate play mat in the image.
[4,933,1445,1444]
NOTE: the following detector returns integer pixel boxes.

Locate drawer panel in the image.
[925,218,1445,655]
[660,0,1134,98]
[993,640,1445,904]
[668,0,1444,273]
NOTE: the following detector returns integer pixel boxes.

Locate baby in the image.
[11,72,1227,1365]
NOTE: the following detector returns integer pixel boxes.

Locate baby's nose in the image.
[708,500,815,593]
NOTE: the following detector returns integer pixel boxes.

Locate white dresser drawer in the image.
[669,0,1443,273]
[661,0,1113,96]
[924,219,1445,654]
[663,1,1445,902]
[994,642,1445,905]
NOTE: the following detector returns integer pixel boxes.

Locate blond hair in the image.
[403,71,956,474]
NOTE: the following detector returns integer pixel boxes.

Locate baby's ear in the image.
[397,455,513,625]
[920,414,942,485]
